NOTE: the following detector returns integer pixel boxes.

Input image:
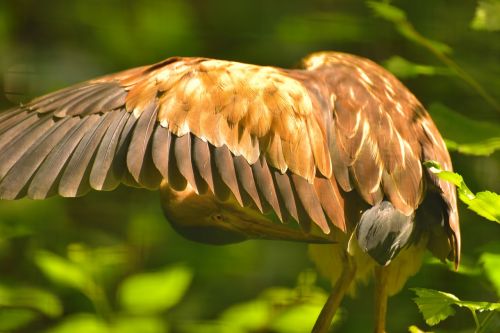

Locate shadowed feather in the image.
[328,133,352,191]
[112,110,139,186]
[213,145,243,206]
[59,112,120,197]
[192,136,215,193]
[273,171,299,223]
[0,110,33,134]
[27,115,101,199]
[314,177,346,231]
[350,141,383,205]
[174,133,198,193]
[167,135,187,191]
[233,155,263,212]
[291,174,329,233]
[66,83,126,116]
[126,101,162,189]
[0,116,55,179]
[91,88,128,114]
[90,110,131,190]
[0,117,78,199]
[0,107,25,122]
[36,84,99,114]
[151,125,171,180]
[251,158,283,221]
[0,113,40,152]
[54,84,114,117]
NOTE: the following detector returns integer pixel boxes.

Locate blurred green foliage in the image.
[471,0,500,31]
[182,271,333,333]
[427,104,500,156]
[0,0,499,332]
[383,56,452,79]
[118,265,192,315]
[425,161,500,223]
[481,246,500,297]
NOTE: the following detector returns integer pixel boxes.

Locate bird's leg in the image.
[374,265,389,333]
[312,255,356,333]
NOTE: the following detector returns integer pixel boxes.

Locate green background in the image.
[0,0,499,332]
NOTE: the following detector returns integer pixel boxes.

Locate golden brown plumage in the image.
[0,51,459,332]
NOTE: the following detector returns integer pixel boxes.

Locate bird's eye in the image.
[211,213,225,222]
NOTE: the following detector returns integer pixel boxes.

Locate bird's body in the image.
[0,52,459,332]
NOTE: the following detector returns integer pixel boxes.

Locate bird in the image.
[0,51,460,332]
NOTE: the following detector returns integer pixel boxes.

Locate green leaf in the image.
[0,284,62,317]
[428,103,500,156]
[480,248,500,296]
[471,0,500,31]
[215,271,330,333]
[366,1,406,22]
[111,316,168,333]
[65,243,129,284]
[457,300,500,312]
[0,308,37,331]
[270,304,335,333]
[34,250,91,292]
[47,313,109,333]
[411,288,458,326]
[466,191,500,222]
[412,288,500,326]
[384,56,450,79]
[196,270,330,333]
[423,161,465,188]
[424,161,500,223]
[408,325,433,333]
[367,1,452,54]
[220,299,270,331]
[118,264,192,315]
[180,322,234,333]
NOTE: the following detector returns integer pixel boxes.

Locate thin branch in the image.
[471,309,480,333]
[399,21,500,113]
[477,309,498,333]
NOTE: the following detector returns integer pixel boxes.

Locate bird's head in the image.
[159,181,246,244]
[159,181,334,245]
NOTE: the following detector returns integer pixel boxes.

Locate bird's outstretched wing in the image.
[0,53,459,261]
[0,56,340,234]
